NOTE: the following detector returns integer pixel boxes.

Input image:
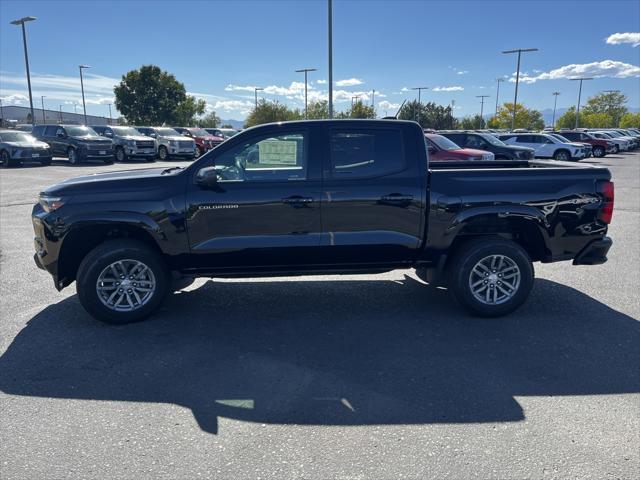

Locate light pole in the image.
[10,16,37,126]
[0,98,4,127]
[328,0,333,118]
[79,65,90,125]
[411,86,429,125]
[371,89,375,108]
[477,95,490,126]
[40,95,46,123]
[502,48,538,130]
[495,78,504,116]
[108,103,113,125]
[295,68,316,119]
[59,104,63,123]
[603,89,621,127]
[254,87,264,109]
[551,92,560,129]
[570,77,593,129]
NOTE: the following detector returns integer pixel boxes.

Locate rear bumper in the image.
[573,237,612,265]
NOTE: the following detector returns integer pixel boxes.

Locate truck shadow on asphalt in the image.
[0,276,638,434]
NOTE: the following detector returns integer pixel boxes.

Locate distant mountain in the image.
[219,119,244,129]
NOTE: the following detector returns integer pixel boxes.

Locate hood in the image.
[42,167,175,196]
[161,135,192,142]
[71,136,111,143]
[451,148,492,157]
[120,135,155,142]
[3,140,50,149]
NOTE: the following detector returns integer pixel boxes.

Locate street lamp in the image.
[328,0,333,118]
[551,92,560,129]
[40,95,46,123]
[570,77,593,129]
[108,103,113,125]
[476,95,490,126]
[295,68,317,119]
[59,104,63,123]
[495,78,504,117]
[411,86,429,124]
[502,48,538,130]
[79,65,91,125]
[10,16,37,126]
[254,87,264,109]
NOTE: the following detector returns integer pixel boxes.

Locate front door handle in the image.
[282,196,314,207]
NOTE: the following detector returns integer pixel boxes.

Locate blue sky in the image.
[1,0,639,120]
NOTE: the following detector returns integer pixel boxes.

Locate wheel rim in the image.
[0,152,8,167]
[69,149,76,164]
[557,152,567,160]
[96,259,156,312]
[194,147,201,158]
[159,147,167,160]
[116,148,125,161]
[469,255,521,306]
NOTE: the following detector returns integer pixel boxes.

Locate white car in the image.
[497,133,587,161]
[590,132,629,153]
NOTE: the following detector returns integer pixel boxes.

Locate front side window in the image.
[44,126,58,136]
[65,126,99,137]
[213,131,308,182]
[330,129,404,178]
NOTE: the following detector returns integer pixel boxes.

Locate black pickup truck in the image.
[32,120,614,324]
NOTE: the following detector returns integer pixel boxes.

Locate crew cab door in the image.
[318,124,425,265]
[185,126,322,270]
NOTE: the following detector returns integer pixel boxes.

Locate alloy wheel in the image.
[469,254,521,305]
[96,259,157,312]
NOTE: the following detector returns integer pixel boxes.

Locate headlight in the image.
[169,140,178,146]
[39,195,65,212]
[127,140,136,147]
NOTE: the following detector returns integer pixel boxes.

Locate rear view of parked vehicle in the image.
[136,127,196,160]
[0,129,52,167]
[92,125,157,162]
[498,133,587,161]
[32,124,114,165]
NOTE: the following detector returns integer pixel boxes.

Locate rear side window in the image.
[32,125,45,136]
[329,129,404,178]
[44,126,58,137]
[516,135,532,142]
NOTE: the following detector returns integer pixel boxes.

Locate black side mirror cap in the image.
[196,166,218,187]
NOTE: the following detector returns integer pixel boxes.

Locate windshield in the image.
[221,129,239,137]
[597,132,613,138]
[478,133,506,146]
[66,126,99,137]
[0,131,36,143]
[605,131,622,137]
[551,134,572,143]
[190,128,211,137]
[112,127,141,136]
[155,128,180,137]
[427,134,460,150]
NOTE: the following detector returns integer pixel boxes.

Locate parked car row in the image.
[0,124,235,167]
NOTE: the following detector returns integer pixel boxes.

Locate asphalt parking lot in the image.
[0,154,638,479]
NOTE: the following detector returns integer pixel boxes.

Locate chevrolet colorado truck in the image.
[32,120,614,324]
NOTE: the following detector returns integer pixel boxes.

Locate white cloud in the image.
[224,84,258,92]
[316,79,327,84]
[378,100,400,111]
[212,99,254,115]
[605,32,640,47]
[432,86,464,92]
[401,86,409,92]
[509,60,640,83]
[456,70,469,75]
[336,78,364,87]
[0,93,28,105]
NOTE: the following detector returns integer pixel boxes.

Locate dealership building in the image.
[0,104,115,128]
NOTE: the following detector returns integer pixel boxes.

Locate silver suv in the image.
[136,127,196,161]
[92,125,157,162]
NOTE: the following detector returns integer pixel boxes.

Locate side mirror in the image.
[105,131,113,137]
[57,132,66,138]
[196,166,218,187]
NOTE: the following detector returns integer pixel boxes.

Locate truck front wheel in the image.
[76,239,169,324]
[447,238,534,317]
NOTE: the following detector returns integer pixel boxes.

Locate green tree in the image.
[337,101,376,119]
[114,65,206,125]
[555,107,613,129]
[398,100,457,129]
[459,114,486,130]
[306,100,330,119]
[196,110,221,128]
[244,100,301,128]
[492,103,544,130]
[619,112,640,129]
[582,91,628,126]
[221,123,235,129]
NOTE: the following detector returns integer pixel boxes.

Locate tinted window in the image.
[43,126,58,137]
[516,135,533,143]
[561,132,577,140]
[443,133,465,145]
[330,129,404,178]
[465,134,486,149]
[214,131,308,182]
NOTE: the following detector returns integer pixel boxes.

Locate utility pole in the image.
[108,103,113,125]
[328,0,333,118]
[411,86,429,125]
[476,95,490,126]
[10,16,37,126]
[495,78,504,116]
[603,89,621,127]
[371,89,375,108]
[570,77,593,129]
[79,64,90,125]
[502,48,538,130]
[0,98,4,127]
[295,68,317,119]
[254,87,264,109]
[40,95,46,123]
[59,104,63,123]
[551,92,560,129]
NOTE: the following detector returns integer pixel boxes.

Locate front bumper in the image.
[573,237,612,265]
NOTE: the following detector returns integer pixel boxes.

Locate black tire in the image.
[194,146,202,158]
[158,146,168,161]
[40,157,52,166]
[553,149,571,161]
[614,145,620,154]
[592,146,605,158]
[0,150,15,168]
[68,147,79,165]
[76,239,169,324]
[115,146,126,162]
[447,237,534,318]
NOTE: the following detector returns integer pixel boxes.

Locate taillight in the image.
[600,180,614,224]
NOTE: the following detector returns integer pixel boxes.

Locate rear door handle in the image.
[380,194,414,202]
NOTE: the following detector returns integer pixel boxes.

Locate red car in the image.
[555,130,615,158]
[173,127,224,158]
[425,133,495,161]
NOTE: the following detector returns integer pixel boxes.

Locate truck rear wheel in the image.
[76,239,169,324]
[447,237,534,317]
